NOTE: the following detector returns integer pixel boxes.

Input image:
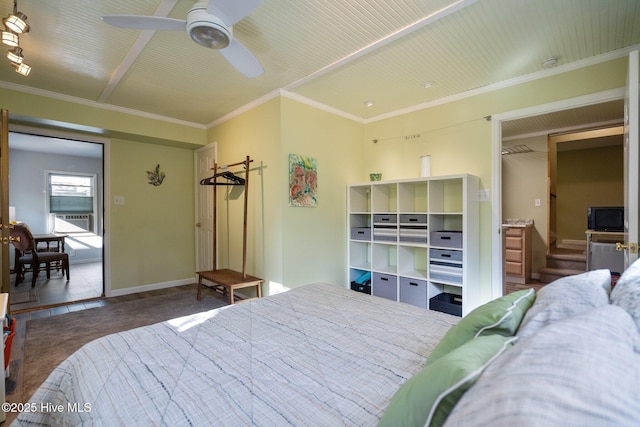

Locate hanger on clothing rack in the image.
[200,170,245,186]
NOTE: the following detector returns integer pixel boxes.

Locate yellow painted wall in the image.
[0,86,207,292]
[206,98,283,293]
[110,139,197,290]
[557,145,624,242]
[502,136,548,275]
[280,98,364,288]
[207,97,364,294]
[363,56,627,302]
[0,87,205,147]
[0,55,630,298]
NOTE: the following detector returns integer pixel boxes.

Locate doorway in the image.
[491,89,627,299]
[194,142,217,273]
[8,131,105,311]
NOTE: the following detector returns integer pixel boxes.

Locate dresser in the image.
[504,224,533,284]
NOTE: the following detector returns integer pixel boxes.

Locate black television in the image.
[587,206,624,232]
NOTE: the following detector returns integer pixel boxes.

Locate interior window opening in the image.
[47,172,97,234]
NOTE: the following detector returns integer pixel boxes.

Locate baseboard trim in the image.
[69,258,102,265]
[107,277,196,297]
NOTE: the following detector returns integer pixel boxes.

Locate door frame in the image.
[1,110,9,296]
[491,87,625,299]
[7,123,111,297]
[623,49,640,267]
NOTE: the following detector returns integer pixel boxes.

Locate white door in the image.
[623,50,640,267]
[195,143,217,272]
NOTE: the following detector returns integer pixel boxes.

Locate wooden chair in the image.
[10,223,70,287]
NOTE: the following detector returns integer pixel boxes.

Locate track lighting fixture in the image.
[14,61,29,76]
[1,0,30,76]
[6,46,22,63]
[1,29,17,46]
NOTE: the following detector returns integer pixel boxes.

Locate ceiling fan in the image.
[102,0,263,78]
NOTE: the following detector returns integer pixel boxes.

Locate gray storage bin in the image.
[399,214,427,225]
[429,261,463,284]
[399,277,427,309]
[373,225,397,241]
[373,214,397,224]
[372,272,397,301]
[399,214,428,243]
[430,231,462,248]
[429,248,463,263]
[399,227,428,243]
[351,227,371,240]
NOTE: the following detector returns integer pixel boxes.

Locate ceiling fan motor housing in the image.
[187,3,232,49]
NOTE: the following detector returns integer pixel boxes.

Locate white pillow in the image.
[444,304,640,426]
[516,269,610,339]
[611,257,640,330]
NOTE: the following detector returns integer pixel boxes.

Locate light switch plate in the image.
[478,189,489,202]
[114,195,125,205]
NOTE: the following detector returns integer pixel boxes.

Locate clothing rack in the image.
[211,157,252,275]
[196,156,263,304]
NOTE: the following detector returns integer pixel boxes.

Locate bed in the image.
[12,283,459,426]
[14,266,640,426]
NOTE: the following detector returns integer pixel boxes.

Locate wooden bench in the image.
[197,269,263,304]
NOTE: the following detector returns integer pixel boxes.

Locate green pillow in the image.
[379,335,517,427]
[427,288,535,365]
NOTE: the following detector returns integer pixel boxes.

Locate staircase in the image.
[538,250,586,283]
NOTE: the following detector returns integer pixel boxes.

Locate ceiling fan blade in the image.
[102,15,186,31]
[219,38,264,78]
[207,0,261,26]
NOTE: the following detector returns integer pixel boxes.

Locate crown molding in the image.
[363,45,639,124]
[0,80,206,129]
[2,44,637,132]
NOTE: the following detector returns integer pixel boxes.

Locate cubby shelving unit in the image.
[347,174,479,316]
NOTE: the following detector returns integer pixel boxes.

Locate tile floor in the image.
[9,261,103,313]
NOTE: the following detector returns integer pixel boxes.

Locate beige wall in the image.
[502,136,548,275]
[557,145,624,242]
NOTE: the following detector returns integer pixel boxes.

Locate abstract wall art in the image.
[289,153,317,207]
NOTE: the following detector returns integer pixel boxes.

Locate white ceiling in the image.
[0,0,638,131]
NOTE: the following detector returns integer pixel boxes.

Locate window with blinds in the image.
[49,173,94,213]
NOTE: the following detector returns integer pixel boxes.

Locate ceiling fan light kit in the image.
[187,4,231,49]
[102,0,263,78]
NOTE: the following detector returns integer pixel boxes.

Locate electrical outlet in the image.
[478,189,489,202]
[114,195,125,205]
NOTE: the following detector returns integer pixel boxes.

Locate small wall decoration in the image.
[147,164,165,186]
[289,154,317,207]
